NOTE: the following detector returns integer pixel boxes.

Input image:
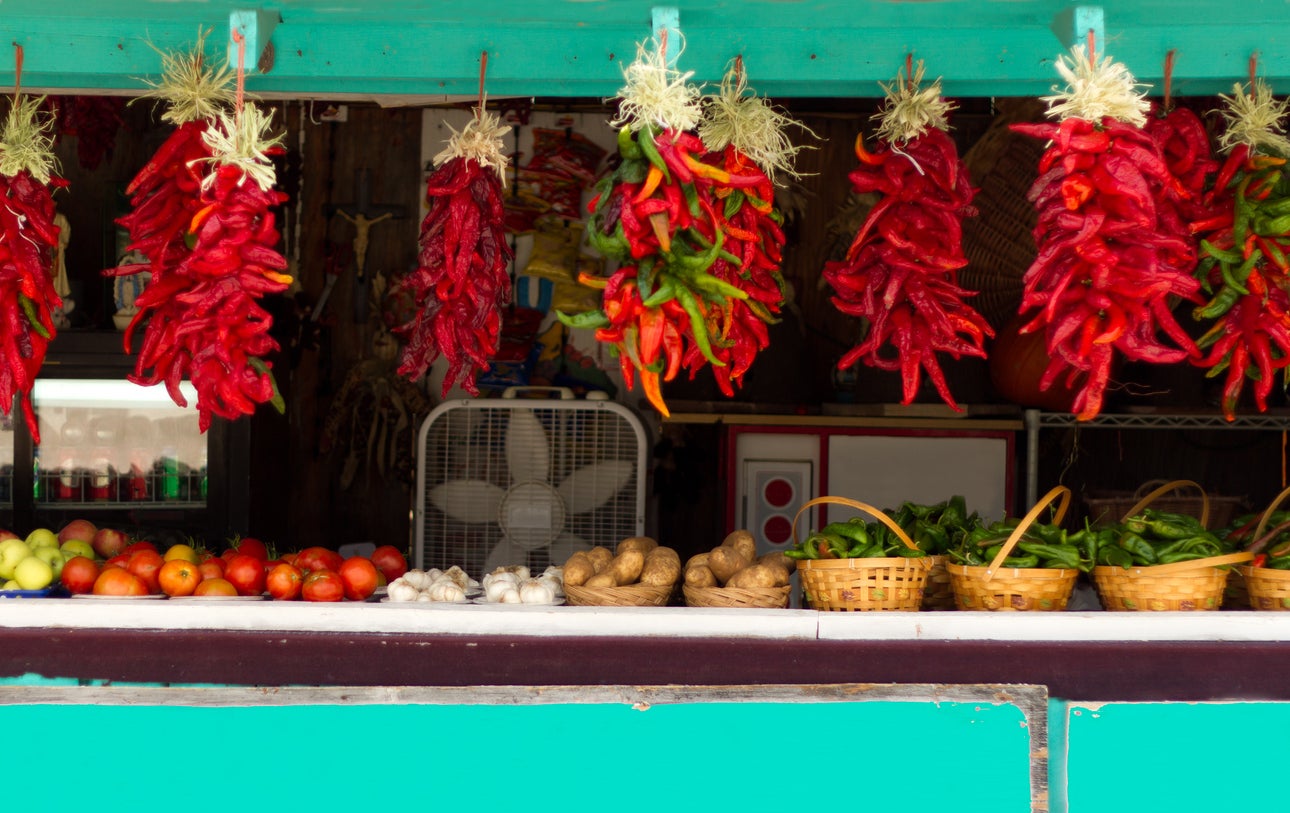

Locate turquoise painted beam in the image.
[0,1,1285,98]
[228,9,281,75]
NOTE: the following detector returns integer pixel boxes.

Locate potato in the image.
[685,552,711,573]
[640,546,681,587]
[707,545,751,586]
[616,536,659,556]
[584,571,619,588]
[722,530,758,563]
[758,550,796,575]
[562,551,595,588]
[586,546,614,573]
[684,564,717,588]
[726,563,781,589]
[606,549,646,585]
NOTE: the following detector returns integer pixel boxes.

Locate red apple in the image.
[0,529,19,543]
[58,519,98,546]
[92,528,129,560]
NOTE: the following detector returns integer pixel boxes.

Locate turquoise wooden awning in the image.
[0,1,1286,100]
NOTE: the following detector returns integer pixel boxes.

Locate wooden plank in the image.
[0,2,1288,98]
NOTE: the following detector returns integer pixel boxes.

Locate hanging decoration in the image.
[116,29,288,430]
[1010,36,1200,420]
[562,35,793,416]
[822,57,991,410]
[395,51,513,397]
[1189,56,1290,419]
[0,44,65,443]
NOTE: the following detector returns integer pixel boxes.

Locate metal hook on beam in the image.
[230,9,281,74]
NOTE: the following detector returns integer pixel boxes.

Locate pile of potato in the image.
[685,530,794,590]
[563,536,681,590]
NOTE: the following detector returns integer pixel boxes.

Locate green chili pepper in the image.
[1158,551,1207,564]
[617,126,643,160]
[634,125,669,180]
[1117,532,1158,565]
[673,285,724,367]
[614,157,648,185]
[723,189,746,220]
[1016,541,1083,569]
[1098,546,1134,568]
[822,521,869,545]
[555,310,610,330]
[1000,554,1040,568]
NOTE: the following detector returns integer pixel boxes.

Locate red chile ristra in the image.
[822,127,992,410]
[0,168,66,442]
[395,147,512,397]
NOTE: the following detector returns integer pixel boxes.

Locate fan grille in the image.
[415,398,647,575]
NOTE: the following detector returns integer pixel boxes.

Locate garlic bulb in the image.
[491,564,530,581]
[386,579,421,603]
[428,578,467,603]
[402,570,432,591]
[443,565,471,589]
[538,574,563,597]
[497,586,522,604]
[415,592,435,603]
[484,577,517,603]
[519,578,557,604]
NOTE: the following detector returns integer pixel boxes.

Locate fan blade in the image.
[548,534,592,565]
[485,537,527,574]
[429,480,505,524]
[506,409,550,484]
[557,460,634,514]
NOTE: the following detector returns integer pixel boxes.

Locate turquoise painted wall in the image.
[0,693,1034,813]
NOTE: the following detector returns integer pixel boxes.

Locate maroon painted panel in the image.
[1,629,1283,701]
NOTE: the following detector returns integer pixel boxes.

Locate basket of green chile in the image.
[1230,485,1290,610]
[1082,480,1252,611]
[945,486,1086,611]
[788,496,934,611]
[887,495,978,610]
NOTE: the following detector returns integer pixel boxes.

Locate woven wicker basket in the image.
[1084,479,1244,530]
[1091,553,1250,611]
[683,584,791,609]
[1089,479,1251,610]
[1237,485,1290,610]
[947,485,1079,611]
[922,556,956,610]
[564,582,672,607]
[793,496,932,611]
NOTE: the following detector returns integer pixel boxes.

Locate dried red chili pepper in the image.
[396,112,513,397]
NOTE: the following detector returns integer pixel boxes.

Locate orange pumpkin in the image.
[988,314,1082,412]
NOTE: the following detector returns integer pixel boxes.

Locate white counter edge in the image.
[5,599,1290,641]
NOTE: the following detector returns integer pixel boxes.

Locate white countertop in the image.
[5,598,1290,642]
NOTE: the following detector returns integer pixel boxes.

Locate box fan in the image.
[414,387,648,574]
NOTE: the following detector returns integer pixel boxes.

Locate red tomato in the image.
[158,559,201,597]
[338,557,379,601]
[369,545,408,583]
[301,569,344,602]
[198,558,225,580]
[193,577,237,597]
[121,540,157,555]
[126,550,165,594]
[265,563,304,600]
[105,553,131,570]
[60,556,100,595]
[295,546,343,573]
[224,554,267,597]
[93,567,147,596]
[234,537,269,561]
[280,552,298,565]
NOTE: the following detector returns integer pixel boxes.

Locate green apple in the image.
[0,538,32,580]
[13,555,54,590]
[32,547,65,580]
[25,528,59,550]
[59,539,96,562]
[1,579,18,591]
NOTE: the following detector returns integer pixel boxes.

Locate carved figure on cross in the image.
[333,168,406,284]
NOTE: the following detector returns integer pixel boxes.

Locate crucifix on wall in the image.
[328,168,407,322]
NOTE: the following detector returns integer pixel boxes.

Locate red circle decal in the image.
[763,515,792,545]
[763,477,794,508]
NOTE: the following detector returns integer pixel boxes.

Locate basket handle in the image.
[792,496,920,552]
[983,485,1072,583]
[1121,550,1254,575]
[1253,485,1290,545]
[1119,479,1209,528]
